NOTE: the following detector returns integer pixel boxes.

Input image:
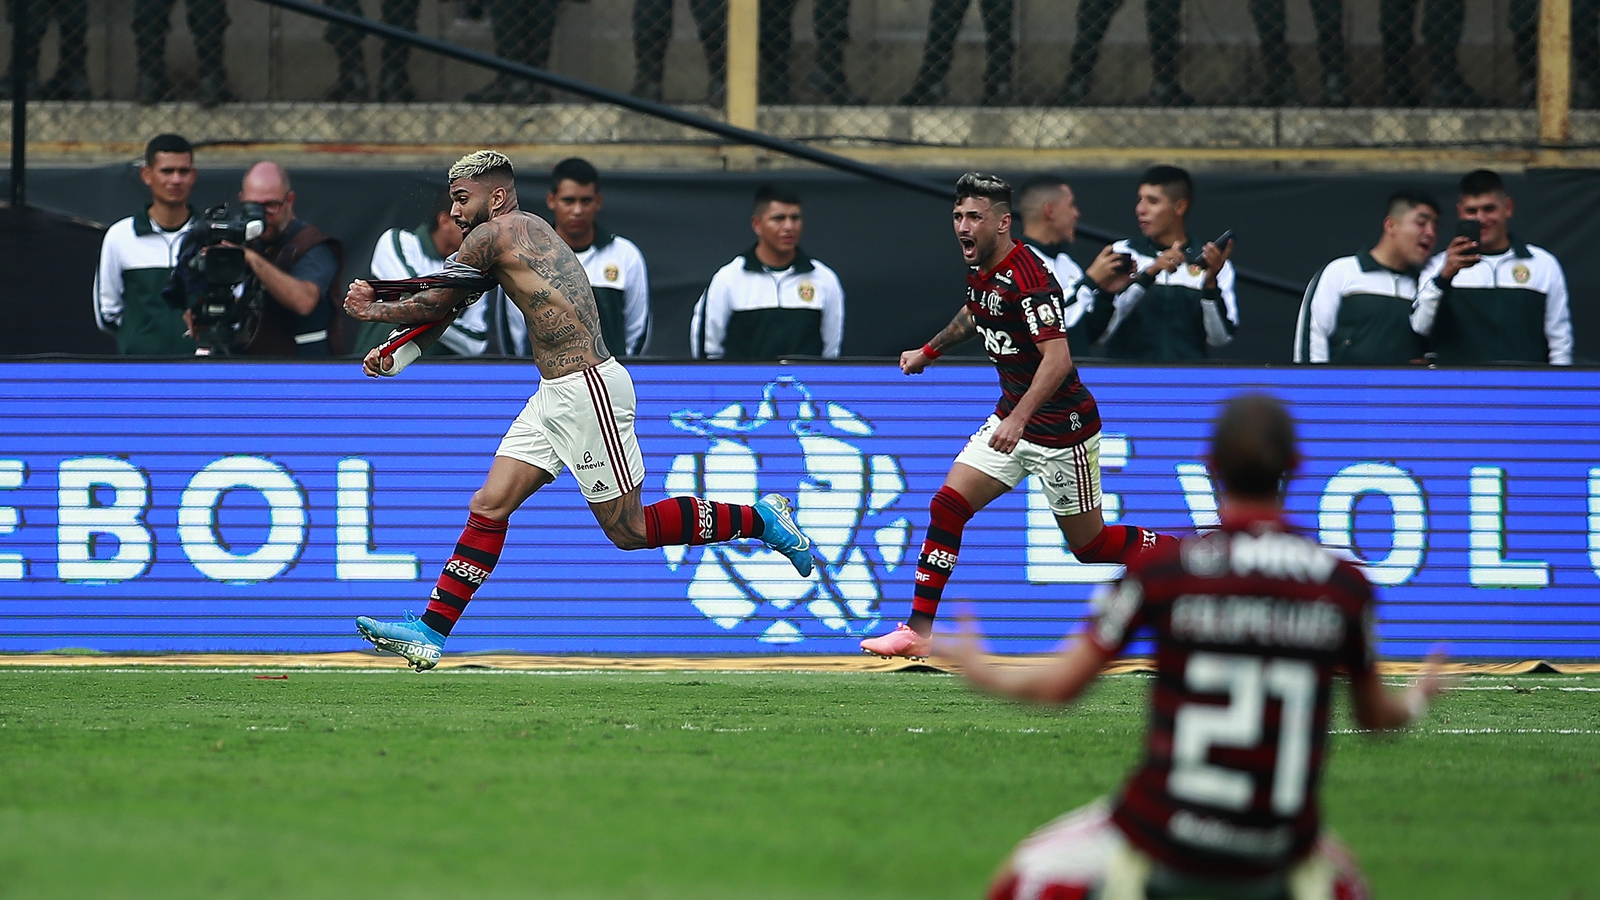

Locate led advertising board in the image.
[1,362,1595,659]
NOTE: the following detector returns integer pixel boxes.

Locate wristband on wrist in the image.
[380,341,422,376]
[921,343,943,360]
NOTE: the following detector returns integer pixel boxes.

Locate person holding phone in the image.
[1016,175,1133,358]
[1293,189,1441,365]
[1098,166,1239,361]
[1414,169,1573,365]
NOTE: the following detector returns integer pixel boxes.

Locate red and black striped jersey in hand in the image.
[1087,511,1378,879]
[965,241,1101,448]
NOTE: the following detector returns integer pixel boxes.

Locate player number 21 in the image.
[1169,652,1317,817]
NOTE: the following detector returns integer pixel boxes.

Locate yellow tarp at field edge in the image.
[0,652,1595,676]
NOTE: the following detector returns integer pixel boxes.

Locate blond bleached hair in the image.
[448,149,515,183]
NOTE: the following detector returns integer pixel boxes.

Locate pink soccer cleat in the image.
[860,623,932,659]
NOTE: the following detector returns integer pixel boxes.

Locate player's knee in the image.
[467,490,514,521]
[930,485,976,526]
[603,524,649,551]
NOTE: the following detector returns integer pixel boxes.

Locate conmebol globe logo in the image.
[661,377,911,645]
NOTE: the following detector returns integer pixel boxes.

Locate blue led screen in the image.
[1,361,1596,659]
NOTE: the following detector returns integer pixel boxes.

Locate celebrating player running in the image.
[343,150,815,670]
[862,173,1174,659]
[943,392,1447,900]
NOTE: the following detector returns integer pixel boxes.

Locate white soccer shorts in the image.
[495,357,646,503]
[953,414,1103,516]
[998,799,1369,900]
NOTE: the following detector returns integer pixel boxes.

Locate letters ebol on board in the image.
[0,362,1594,657]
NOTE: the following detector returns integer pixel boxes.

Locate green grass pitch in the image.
[0,669,1595,899]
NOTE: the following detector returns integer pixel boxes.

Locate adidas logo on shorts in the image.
[592,480,608,493]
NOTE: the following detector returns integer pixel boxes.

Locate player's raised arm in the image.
[939,611,1115,704]
[361,308,466,378]
[1348,648,1449,732]
[344,224,499,325]
[901,307,977,374]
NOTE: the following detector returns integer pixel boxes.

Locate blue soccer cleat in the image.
[356,612,445,671]
[756,493,815,577]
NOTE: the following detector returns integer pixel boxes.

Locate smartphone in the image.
[1113,252,1135,273]
[1187,231,1233,263]
[1456,219,1481,245]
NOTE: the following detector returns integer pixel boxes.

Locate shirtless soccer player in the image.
[943,392,1447,900]
[861,173,1175,659]
[344,150,815,670]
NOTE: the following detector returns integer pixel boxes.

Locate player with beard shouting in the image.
[861,172,1175,659]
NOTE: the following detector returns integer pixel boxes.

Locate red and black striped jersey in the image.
[1087,512,1377,879]
[965,241,1100,448]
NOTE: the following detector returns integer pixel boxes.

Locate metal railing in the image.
[0,0,1593,154]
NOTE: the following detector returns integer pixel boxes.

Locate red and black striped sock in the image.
[907,486,975,633]
[643,496,765,547]
[421,512,508,636]
[1071,524,1177,566]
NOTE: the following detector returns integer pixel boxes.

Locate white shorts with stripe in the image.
[954,414,1103,516]
[495,357,646,503]
[998,799,1370,900]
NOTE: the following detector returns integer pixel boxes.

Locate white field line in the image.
[1335,727,1600,735]
[1381,683,1600,692]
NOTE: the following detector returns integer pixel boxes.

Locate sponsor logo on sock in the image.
[695,498,715,541]
[1140,528,1158,549]
[445,558,490,585]
[924,548,958,570]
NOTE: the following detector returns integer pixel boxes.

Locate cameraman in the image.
[233,161,345,357]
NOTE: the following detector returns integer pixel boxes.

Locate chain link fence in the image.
[2,0,1596,151]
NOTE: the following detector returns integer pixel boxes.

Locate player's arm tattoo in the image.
[928,308,978,353]
[367,226,497,324]
[455,221,500,272]
[407,309,461,351]
[365,286,468,324]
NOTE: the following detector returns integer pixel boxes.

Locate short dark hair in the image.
[1210,392,1297,499]
[551,157,600,193]
[143,133,193,167]
[954,172,1012,214]
[754,182,803,214]
[1386,188,1440,220]
[1459,168,1506,198]
[1017,175,1070,222]
[1139,165,1192,204]
[427,188,454,223]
